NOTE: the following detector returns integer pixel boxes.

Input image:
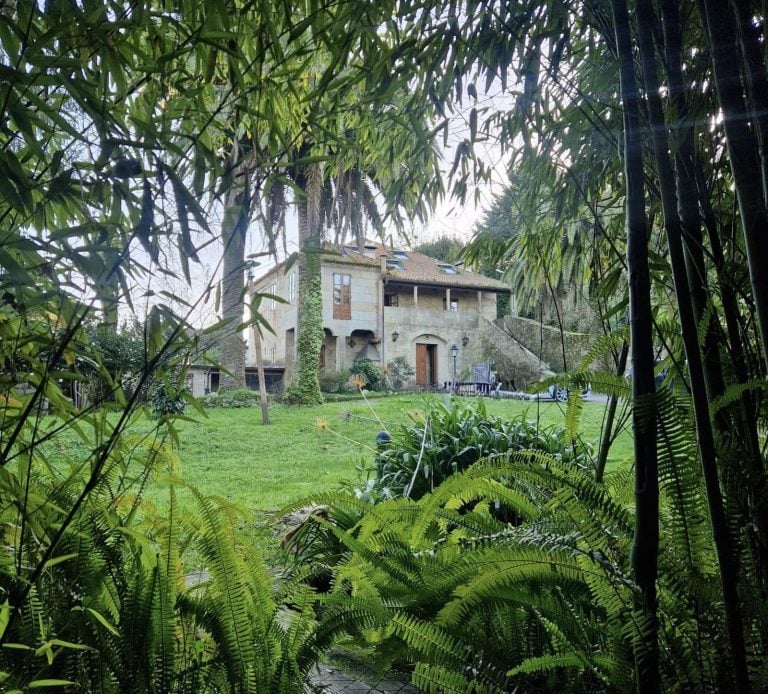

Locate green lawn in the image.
[163,394,633,511]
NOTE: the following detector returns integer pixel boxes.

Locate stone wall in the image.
[496,315,593,373]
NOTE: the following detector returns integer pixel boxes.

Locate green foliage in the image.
[289,411,742,692]
[0,438,337,691]
[149,378,188,417]
[73,318,189,416]
[319,368,353,394]
[384,357,415,391]
[350,357,382,391]
[285,278,324,406]
[203,388,263,409]
[372,399,592,500]
[413,236,465,262]
[80,321,148,403]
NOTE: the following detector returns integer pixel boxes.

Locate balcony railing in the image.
[383,305,481,330]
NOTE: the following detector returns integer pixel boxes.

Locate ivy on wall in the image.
[284,242,324,405]
[500,315,593,373]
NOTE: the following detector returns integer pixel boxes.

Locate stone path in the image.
[308,662,420,693]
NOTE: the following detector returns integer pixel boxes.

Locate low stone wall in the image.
[496,316,593,373]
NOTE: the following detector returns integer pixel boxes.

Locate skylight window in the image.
[392,250,409,260]
[386,259,405,270]
[437,263,458,274]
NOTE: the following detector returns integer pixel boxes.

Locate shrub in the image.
[350,357,382,390]
[319,367,352,393]
[149,379,187,416]
[384,356,415,391]
[203,388,262,408]
[371,399,591,500]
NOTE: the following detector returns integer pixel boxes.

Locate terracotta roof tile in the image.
[324,242,510,292]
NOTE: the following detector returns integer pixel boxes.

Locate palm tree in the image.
[217,141,253,392]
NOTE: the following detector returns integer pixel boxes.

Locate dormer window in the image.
[437,263,458,274]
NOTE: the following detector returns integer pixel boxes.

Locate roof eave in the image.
[382,277,511,293]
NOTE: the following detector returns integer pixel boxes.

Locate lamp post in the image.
[450,343,459,393]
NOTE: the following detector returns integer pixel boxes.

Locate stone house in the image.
[247,242,512,389]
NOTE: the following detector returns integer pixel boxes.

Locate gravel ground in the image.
[308,662,420,693]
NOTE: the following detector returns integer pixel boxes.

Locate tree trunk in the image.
[637,3,751,688]
[730,0,768,205]
[285,169,323,405]
[700,0,768,373]
[218,183,248,392]
[610,1,660,690]
[253,322,270,424]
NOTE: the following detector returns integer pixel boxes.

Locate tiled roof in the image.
[324,242,510,292]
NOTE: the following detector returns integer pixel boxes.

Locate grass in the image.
[161,393,633,512]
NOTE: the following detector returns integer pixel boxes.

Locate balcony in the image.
[383,306,481,332]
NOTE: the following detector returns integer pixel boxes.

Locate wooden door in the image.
[416,344,438,385]
[416,343,428,385]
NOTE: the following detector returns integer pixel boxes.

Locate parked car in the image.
[547,383,592,402]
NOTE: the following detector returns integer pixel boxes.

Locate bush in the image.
[203,388,262,408]
[319,367,352,393]
[350,357,382,390]
[371,399,592,500]
[384,356,414,390]
[149,378,187,417]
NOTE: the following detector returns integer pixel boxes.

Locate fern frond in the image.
[153,486,180,693]
[709,379,767,419]
[413,473,538,543]
[577,328,629,371]
[437,547,586,628]
[392,613,510,690]
[412,662,505,694]
[507,651,596,677]
[186,488,258,692]
[654,389,714,577]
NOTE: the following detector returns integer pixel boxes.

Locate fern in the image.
[412,662,504,694]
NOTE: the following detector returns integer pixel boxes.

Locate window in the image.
[437,263,458,274]
[287,272,295,302]
[269,283,277,310]
[386,258,405,270]
[443,298,459,312]
[392,250,409,260]
[270,346,276,363]
[384,293,399,307]
[333,273,351,319]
